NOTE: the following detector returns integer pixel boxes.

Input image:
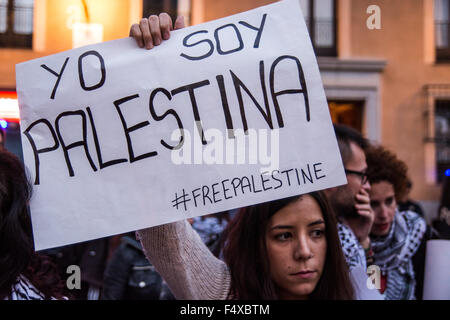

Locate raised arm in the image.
[130,14,231,299]
[137,220,230,299]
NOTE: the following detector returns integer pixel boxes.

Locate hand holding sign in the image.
[129,13,185,49]
[16,0,346,250]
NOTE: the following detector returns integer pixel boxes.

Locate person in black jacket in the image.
[102,233,174,300]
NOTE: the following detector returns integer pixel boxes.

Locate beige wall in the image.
[349,0,450,201]
[194,0,449,202]
[0,0,133,88]
[44,0,131,53]
[1,0,449,202]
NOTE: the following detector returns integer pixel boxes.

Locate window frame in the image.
[0,0,34,49]
[424,85,450,184]
[434,99,450,183]
[303,0,337,57]
[142,0,178,23]
[435,0,450,62]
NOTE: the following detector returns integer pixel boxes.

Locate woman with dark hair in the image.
[365,145,430,300]
[0,149,67,299]
[138,191,354,300]
[133,13,354,301]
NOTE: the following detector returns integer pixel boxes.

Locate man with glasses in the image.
[324,124,377,297]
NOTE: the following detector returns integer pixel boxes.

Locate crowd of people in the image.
[1,14,449,300]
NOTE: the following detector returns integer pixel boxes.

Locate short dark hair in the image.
[365,145,409,202]
[221,191,355,300]
[333,124,369,165]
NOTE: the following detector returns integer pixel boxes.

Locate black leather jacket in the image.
[102,235,172,300]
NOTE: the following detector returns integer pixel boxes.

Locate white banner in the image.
[16,0,346,250]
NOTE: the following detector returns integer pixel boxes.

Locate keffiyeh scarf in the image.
[371,210,426,300]
[338,222,367,271]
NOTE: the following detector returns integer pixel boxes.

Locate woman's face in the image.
[265,195,327,300]
[370,181,397,236]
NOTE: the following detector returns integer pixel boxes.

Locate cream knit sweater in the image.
[137,220,231,300]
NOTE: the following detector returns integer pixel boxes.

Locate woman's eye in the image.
[275,232,292,241]
[311,229,324,238]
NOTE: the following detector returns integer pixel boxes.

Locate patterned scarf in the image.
[370,210,426,300]
[338,222,367,271]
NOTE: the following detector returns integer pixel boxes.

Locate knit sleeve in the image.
[136,220,231,300]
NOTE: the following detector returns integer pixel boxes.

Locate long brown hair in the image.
[0,149,67,299]
[222,191,354,300]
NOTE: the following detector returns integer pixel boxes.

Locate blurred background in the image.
[0,0,449,224]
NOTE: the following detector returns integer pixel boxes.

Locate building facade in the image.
[1,0,449,219]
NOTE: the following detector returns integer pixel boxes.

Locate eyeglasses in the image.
[344,169,368,185]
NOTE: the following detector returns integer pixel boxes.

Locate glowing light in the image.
[0,119,7,129]
[446,169,450,177]
[0,91,20,122]
[72,23,103,48]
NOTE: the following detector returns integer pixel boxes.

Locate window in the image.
[435,0,450,62]
[299,0,336,56]
[143,0,178,23]
[435,100,450,182]
[328,100,364,133]
[0,0,33,48]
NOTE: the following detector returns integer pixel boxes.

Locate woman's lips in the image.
[290,271,317,279]
[375,223,390,232]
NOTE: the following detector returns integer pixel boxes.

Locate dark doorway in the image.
[328,100,364,133]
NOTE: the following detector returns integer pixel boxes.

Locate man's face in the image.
[327,142,371,217]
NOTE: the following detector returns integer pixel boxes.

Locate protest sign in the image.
[16,0,346,250]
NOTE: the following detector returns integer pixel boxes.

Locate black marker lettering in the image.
[171,80,210,145]
[241,176,252,194]
[216,75,234,138]
[149,88,184,150]
[231,177,241,197]
[114,94,158,163]
[230,60,272,133]
[314,162,326,180]
[221,179,232,200]
[192,188,201,207]
[202,185,213,205]
[238,13,267,48]
[250,175,262,193]
[78,50,106,91]
[295,168,302,185]
[40,57,69,99]
[270,55,310,127]
[271,169,283,189]
[301,164,313,184]
[211,183,222,203]
[86,106,127,169]
[260,172,273,191]
[180,30,214,61]
[54,110,98,177]
[281,168,293,186]
[23,119,60,185]
[214,24,244,55]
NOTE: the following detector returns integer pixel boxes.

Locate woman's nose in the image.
[293,236,312,260]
